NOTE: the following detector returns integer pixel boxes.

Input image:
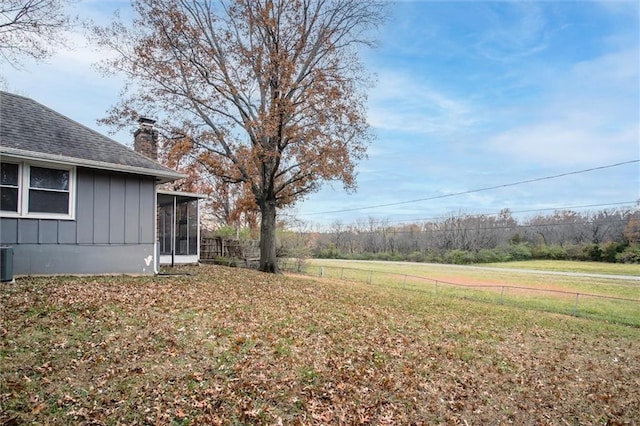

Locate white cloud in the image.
[473,2,550,62]
[367,70,476,135]
[53,32,119,72]
[489,123,635,166]
[487,48,639,166]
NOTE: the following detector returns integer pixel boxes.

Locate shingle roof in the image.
[0,91,183,183]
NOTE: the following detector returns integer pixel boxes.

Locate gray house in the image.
[0,91,202,275]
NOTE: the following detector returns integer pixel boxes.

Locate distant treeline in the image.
[281,208,640,264]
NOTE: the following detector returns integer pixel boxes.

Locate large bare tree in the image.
[93,0,385,272]
[0,0,73,67]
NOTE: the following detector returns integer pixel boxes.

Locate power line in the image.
[306,201,639,231]
[301,160,640,216]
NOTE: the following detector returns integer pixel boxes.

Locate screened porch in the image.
[157,190,206,266]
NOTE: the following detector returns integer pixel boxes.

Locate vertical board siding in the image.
[38,220,58,244]
[109,175,126,244]
[76,169,95,244]
[58,220,77,244]
[139,179,154,244]
[93,172,110,244]
[0,218,18,244]
[18,220,38,244]
[125,176,141,244]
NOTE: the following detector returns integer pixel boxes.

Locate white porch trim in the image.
[160,254,199,265]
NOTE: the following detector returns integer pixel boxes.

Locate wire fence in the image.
[279,261,640,327]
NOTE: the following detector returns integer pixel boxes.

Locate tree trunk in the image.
[259,199,280,273]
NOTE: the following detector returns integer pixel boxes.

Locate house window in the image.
[28,166,70,214]
[0,161,75,219]
[0,163,19,212]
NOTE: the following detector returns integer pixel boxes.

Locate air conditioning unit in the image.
[1,247,14,282]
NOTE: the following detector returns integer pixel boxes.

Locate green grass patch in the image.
[306,258,639,278]
[299,259,640,326]
[484,259,640,275]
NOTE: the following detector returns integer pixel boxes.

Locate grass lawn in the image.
[303,259,640,326]
[305,258,640,279]
[1,265,639,425]
[483,260,640,276]
[305,259,640,296]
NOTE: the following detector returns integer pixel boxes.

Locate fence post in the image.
[573,293,579,316]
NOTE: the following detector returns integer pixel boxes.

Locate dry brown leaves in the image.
[1,265,639,425]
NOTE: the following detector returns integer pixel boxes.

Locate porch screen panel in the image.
[174,200,198,256]
[157,204,172,255]
[176,202,188,255]
[188,200,198,255]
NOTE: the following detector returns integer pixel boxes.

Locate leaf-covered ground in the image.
[1,265,639,425]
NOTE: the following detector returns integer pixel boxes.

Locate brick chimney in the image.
[134,117,158,161]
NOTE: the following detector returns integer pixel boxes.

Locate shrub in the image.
[214,225,237,238]
[533,244,567,260]
[507,243,533,261]
[583,244,602,262]
[317,243,340,259]
[358,251,375,260]
[565,244,587,261]
[383,252,405,262]
[475,249,503,263]
[372,252,392,261]
[424,250,444,263]
[444,249,475,265]
[602,242,626,263]
[407,251,426,263]
[214,256,238,267]
[615,246,640,264]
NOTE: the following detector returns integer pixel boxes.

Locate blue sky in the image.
[2,1,638,230]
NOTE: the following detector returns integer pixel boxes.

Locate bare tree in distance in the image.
[92,0,386,273]
[0,0,74,68]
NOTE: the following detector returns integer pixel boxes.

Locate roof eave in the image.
[0,147,185,183]
[158,189,209,199]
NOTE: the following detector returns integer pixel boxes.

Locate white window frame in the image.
[0,160,76,220]
[0,161,21,215]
